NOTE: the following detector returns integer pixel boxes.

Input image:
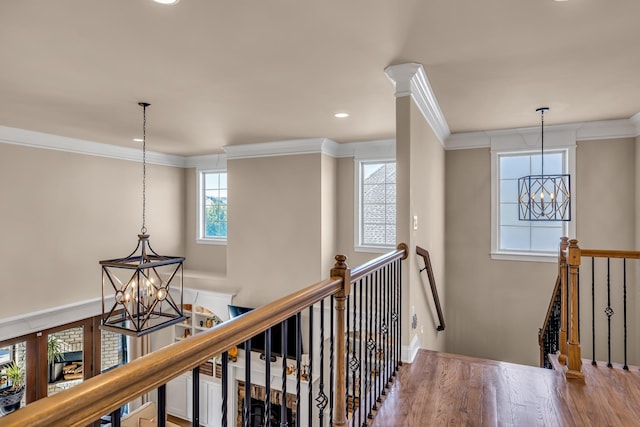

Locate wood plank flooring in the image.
[370,349,640,427]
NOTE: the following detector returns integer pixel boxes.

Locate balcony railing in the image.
[0,244,407,427]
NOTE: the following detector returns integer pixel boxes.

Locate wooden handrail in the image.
[580,249,640,259]
[0,277,342,427]
[415,246,445,331]
[351,243,408,282]
[1,245,410,427]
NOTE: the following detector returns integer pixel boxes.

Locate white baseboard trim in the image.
[401,334,420,363]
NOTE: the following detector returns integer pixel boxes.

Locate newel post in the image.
[558,237,569,365]
[566,239,585,380]
[331,254,351,427]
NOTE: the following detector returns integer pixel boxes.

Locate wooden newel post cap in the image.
[568,239,581,266]
[333,254,348,270]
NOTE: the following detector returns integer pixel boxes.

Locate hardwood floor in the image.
[370,349,640,427]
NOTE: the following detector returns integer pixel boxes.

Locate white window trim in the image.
[490,129,576,262]
[354,157,396,252]
[197,169,227,245]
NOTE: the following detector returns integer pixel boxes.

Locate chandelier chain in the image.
[141,103,148,235]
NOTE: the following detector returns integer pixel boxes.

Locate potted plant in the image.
[0,362,25,412]
[47,336,65,383]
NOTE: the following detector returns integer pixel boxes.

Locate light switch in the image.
[413,215,418,230]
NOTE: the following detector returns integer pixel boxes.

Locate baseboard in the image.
[401,334,420,363]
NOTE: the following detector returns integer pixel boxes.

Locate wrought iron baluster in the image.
[351,282,358,419]
[391,260,397,375]
[308,305,314,427]
[296,312,302,427]
[243,339,252,427]
[357,278,364,427]
[592,257,596,366]
[192,365,199,427]
[222,351,228,426]
[366,273,374,421]
[318,301,327,425]
[398,259,402,371]
[329,295,335,427]
[375,268,382,406]
[606,258,613,368]
[264,328,271,427]
[623,259,628,370]
[281,319,288,426]
[346,293,351,410]
[158,384,166,427]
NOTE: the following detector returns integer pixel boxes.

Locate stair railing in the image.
[0,244,408,427]
[416,246,445,331]
[541,237,640,380]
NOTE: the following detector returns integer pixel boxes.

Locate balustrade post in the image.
[331,254,351,427]
[558,237,569,365]
[566,239,585,380]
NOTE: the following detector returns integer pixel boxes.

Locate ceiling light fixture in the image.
[518,107,571,221]
[100,102,186,337]
[153,0,180,4]
[334,112,349,118]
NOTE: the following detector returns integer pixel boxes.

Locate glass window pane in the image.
[201,171,227,239]
[205,173,218,189]
[500,179,518,203]
[48,327,84,397]
[498,151,568,254]
[500,155,530,179]
[500,226,531,251]
[531,226,563,252]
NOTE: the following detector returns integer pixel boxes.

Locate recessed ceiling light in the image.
[334,112,349,118]
[133,138,143,142]
[153,0,180,4]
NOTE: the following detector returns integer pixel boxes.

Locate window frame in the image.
[490,134,576,262]
[354,158,397,253]
[197,169,228,245]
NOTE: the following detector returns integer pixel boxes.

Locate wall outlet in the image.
[411,314,417,330]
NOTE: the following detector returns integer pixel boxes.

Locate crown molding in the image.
[0,124,186,167]
[334,139,395,159]
[445,116,640,151]
[223,138,340,160]
[185,153,227,170]
[384,63,451,145]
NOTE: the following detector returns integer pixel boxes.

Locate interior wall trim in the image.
[446,117,640,151]
[0,124,185,167]
[0,297,103,342]
[384,62,451,145]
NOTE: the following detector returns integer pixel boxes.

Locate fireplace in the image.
[237,381,296,427]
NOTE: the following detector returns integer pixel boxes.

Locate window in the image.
[198,171,227,243]
[492,146,574,261]
[356,160,396,250]
[0,345,13,367]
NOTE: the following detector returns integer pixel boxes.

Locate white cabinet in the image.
[168,372,221,427]
[166,374,189,419]
[164,288,233,425]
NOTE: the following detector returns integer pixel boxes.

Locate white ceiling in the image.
[1,0,639,156]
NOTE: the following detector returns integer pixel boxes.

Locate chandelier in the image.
[518,107,571,221]
[100,102,185,336]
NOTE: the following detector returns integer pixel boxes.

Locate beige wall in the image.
[575,138,637,365]
[183,168,227,274]
[226,153,325,307]
[445,138,638,366]
[320,154,338,274]
[0,143,184,319]
[396,96,446,352]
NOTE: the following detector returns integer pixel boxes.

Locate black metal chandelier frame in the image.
[518,107,571,222]
[100,102,185,337]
